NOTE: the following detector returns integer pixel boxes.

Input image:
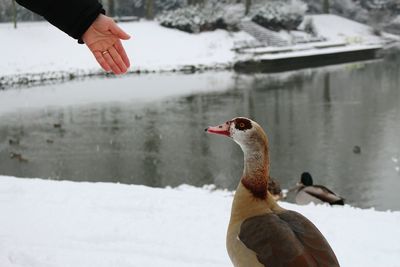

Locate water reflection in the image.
[0,55,399,211]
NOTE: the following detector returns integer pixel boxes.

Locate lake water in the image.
[1,54,399,211]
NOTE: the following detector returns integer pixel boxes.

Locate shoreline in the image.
[1,15,399,89]
[0,63,232,90]
[0,45,396,89]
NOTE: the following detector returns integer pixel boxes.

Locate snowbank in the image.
[311,14,397,45]
[1,14,398,82]
[0,20,250,77]
[1,176,399,267]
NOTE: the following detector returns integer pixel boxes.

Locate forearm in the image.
[16,0,104,40]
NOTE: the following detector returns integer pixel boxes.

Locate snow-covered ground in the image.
[0,20,249,77]
[236,14,399,62]
[1,176,400,267]
[311,14,396,45]
[0,14,398,82]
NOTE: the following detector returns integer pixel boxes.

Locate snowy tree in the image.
[303,17,317,36]
[390,14,400,25]
[323,0,330,13]
[1,0,399,29]
[187,0,205,5]
[113,0,186,18]
[0,0,40,23]
[157,2,244,33]
[245,0,252,15]
[108,0,115,17]
[145,0,154,19]
[155,0,186,11]
[251,0,308,31]
[12,0,17,28]
[0,0,13,22]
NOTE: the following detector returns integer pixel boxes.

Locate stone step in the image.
[239,20,289,47]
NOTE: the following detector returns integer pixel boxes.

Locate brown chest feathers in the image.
[241,172,268,199]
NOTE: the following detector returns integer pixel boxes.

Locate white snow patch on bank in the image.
[312,14,399,44]
[1,14,398,79]
[0,21,251,77]
[1,176,400,267]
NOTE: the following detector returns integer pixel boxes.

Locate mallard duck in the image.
[268,176,283,201]
[294,172,344,206]
[206,117,339,267]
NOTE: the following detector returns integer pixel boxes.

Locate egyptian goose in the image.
[206,117,340,267]
[294,172,345,206]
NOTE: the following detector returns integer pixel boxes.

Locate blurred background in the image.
[1,0,400,34]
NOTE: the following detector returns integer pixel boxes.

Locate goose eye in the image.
[234,118,252,131]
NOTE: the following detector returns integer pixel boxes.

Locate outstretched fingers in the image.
[114,40,130,68]
[108,46,128,73]
[102,50,122,74]
[93,46,129,75]
[93,51,111,72]
[110,22,131,40]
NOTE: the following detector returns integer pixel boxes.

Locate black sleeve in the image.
[16,0,104,41]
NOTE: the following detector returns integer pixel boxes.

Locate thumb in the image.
[109,22,131,40]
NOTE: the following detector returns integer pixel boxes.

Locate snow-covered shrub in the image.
[302,0,322,14]
[331,0,364,20]
[0,0,41,22]
[155,0,186,11]
[352,8,369,23]
[158,6,203,33]
[387,1,400,14]
[219,4,245,29]
[384,15,400,34]
[391,15,400,25]
[251,0,308,31]
[302,17,317,36]
[157,3,242,33]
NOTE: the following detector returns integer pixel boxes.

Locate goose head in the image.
[205,117,268,154]
[206,117,271,199]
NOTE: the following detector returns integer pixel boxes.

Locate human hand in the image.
[82,14,131,75]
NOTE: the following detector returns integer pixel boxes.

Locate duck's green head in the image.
[300,172,313,186]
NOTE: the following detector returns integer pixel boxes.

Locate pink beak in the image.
[205,121,231,137]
